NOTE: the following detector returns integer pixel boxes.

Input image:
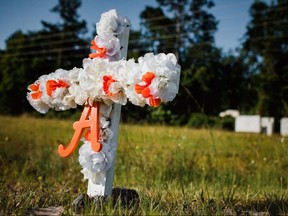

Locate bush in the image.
[219,116,235,131]
[187,113,216,128]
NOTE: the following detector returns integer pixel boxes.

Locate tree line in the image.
[0,0,287,129]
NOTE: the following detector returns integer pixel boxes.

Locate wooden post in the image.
[87,18,130,197]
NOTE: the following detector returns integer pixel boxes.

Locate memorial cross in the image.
[27,10,181,198]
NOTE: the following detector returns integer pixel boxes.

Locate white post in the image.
[261,117,274,136]
[281,117,288,136]
[87,17,130,197]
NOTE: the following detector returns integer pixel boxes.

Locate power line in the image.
[5,31,90,46]
[2,2,287,49]
[1,31,287,59]
[5,37,89,51]
[139,0,261,22]
[139,1,288,23]
[5,15,287,51]
[1,3,287,57]
[0,46,89,58]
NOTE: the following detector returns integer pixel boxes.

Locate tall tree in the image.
[242,0,288,119]
[140,6,177,56]
[140,0,218,62]
[41,0,88,69]
[0,0,89,114]
[139,0,220,122]
[0,31,30,113]
[218,52,256,112]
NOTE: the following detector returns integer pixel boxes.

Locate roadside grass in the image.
[0,115,287,215]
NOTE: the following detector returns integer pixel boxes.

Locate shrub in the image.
[187,113,216,128]
[219,116,235,131]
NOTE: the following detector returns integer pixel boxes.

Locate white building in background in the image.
[235,115,261,133]
[280,118,288,136]
[219,109,287,136]
[234,115,274,136]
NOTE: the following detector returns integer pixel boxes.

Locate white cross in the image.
[27,9,181,198]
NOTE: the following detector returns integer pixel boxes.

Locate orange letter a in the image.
[58,101,102,158]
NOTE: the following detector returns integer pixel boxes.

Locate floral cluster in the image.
[26,9,181,184]
[27,53,180,113]
[90,9,129,61]
[79,103,115,185]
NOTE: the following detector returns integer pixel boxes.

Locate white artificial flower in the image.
[80,168,106,185]
[67,84,88,106]
[166,53,178,65]
[26,94,50,114]
[80,58,109,101]
[100,116,110,129]
[94,33,121,61]
[96,9,119,34]
[103,84,127,105]
[138,53,181,103]
[100,103,113,118]
[39,69,73,111]
[119,59,146,106]
[150,76,179,102]
[26,80,51,114]
[101,128,113,141]
[125,88,146,107]
[79,141,114,173]
[109,82,122,95]
[101,60,128,105]
[79,141,115,184]
[62,93,78,109]
[68,67,81,83]
[96,9,130,35]
[110,59,140,87]
[65,67,88,106]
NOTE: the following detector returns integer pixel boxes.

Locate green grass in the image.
[0,115,287,215]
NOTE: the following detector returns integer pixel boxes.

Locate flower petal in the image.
[149,97,161,107]
[141,87,151,98]
[142,72,155,84]
[134,84,146,94]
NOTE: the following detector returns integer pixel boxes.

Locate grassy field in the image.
[0,115,287,215]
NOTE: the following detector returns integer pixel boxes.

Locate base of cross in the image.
[72,187,139,212]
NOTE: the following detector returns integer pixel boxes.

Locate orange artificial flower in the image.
[46,80,69,96]
[89,39,106,58]
[134,72,161,107]
[103,75,117,96]
[28,81,42,100]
